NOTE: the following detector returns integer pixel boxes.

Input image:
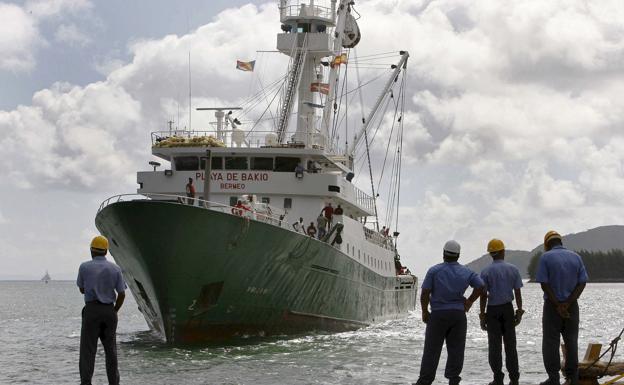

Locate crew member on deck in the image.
[321,203,334,230]
[316,213,327,239]
[306,222,317,238]
[536,231,588,385]
[479,239,524,385]
[185,177,196,206]
[414,240,484,385]
[77,235,126,385]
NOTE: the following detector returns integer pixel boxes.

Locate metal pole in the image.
[203,149,212,205]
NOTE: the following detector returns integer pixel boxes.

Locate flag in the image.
[236,60,256,72]
[310,82,330,95]
[331,53,348,67]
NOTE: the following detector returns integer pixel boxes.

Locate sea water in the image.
[1,281,622,384]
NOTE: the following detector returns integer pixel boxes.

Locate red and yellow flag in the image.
[310,82,330,95]
[236,60,256,72]
[331,53,348,68]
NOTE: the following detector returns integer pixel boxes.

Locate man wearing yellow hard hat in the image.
[479,239,524,385]
[535,231,588,385]
[77,235,127,385]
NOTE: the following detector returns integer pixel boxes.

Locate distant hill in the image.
[465,225,624,278]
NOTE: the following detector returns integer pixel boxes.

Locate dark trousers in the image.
[487,302,519,383]
[542,301,579,384]
[79,303,120,385]
[416,310,467,385]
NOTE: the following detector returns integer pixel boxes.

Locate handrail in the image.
[97,193,291,230]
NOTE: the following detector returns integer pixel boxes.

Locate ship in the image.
[41,270,50,284]
[95,0,418,344]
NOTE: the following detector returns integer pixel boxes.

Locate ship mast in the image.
[276,0,353,149]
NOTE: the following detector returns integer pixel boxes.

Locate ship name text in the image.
[195,171,270,182]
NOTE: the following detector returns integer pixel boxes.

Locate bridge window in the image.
[174,156,199,171]
[283,198,292,209]
[251,157,273,170]
[225,157,248,170]
[201,157,223,170]
[229,196,238,206]
[261,197,270,204]
[328,185,340,193]
[275,157,300,172]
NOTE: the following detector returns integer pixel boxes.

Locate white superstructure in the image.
[137,0,410,278]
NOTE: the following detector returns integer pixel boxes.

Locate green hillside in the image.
[465,225,624,279]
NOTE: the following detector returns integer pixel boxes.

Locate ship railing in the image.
[150,130,326,150]
[362,226,394,251]
[279,1,335,22]
[345,183,375,213]
[97,193,291,229]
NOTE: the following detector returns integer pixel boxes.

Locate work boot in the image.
[488,381,503,385]
[508,380,519,385]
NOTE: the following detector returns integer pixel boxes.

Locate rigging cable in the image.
[355,47,380,231]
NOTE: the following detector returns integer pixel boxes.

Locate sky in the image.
[1,0,623,279]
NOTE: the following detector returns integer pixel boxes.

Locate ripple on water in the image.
[1,282,624,384]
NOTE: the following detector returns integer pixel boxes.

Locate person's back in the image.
[415,240,484,385]
[77,236,126,385]
[537,246,586,301]
[536,231,588,385]
[78,259,124,304]
[426,262,480,312]
[481,261,522,306]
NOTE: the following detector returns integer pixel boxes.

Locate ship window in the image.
[200,157,223,170]
[261,197,270,204]
[229,196,238,206]
[328,185,340,193]
[251,157,273,170]
[174,156,199,171]
[284,198,292,209]
[275,157,300,172]
[358,250,360,258]
[225,156,248,170]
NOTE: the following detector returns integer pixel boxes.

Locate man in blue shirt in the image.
[536,231,588,385]
[77,235,127,385]
[479,239,524,385]
[414,240,485,385]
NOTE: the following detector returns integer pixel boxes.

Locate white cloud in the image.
[55,23,91,47]
[25,0,92,19]
[0,3,40,71]
[2,0,624,277]
[0,0,93,72]
[0,210,7,225]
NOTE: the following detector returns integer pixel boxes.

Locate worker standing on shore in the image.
[77,235,126,385]
[536,231,588,385]
[479,239,524,385]
[414,240,485,385]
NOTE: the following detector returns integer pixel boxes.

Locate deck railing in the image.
[279,2,335,22]
[151,130,326,150]
[363,226,394,251]
[97,193,290,229]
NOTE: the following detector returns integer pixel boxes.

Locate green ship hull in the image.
[95,200,418,344]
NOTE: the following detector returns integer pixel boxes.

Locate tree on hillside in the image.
[527,251,542,280]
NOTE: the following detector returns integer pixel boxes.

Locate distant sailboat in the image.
[41,270,50,284]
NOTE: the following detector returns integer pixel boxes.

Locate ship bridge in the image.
[141,130,375,221]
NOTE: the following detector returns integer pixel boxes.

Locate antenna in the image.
[188,51,192,132]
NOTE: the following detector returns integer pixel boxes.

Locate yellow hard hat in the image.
[544,230,561,247]
[487,239,505,253]
[90,235,109,251]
